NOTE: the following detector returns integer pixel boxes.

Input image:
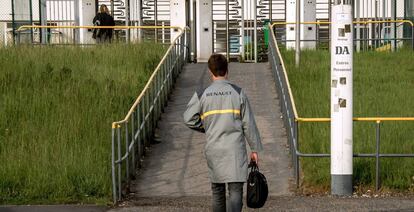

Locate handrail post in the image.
[137,106,142,167]
[152,83,156,131]
[158,69,162,115]
[375,120,381,191]
[117,126,122,200]
[295,120,300,188]
[412,25,414,50]
[125,122,130,185]
[142,94,147,149]
[111,126,117,203]
[131,115,136,179]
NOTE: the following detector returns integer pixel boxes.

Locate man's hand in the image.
[250,152,258,165]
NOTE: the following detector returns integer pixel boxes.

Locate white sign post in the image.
[330,0,353,196]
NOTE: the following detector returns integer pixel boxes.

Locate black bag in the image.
[92,19,101,39]
[246,160,268,208]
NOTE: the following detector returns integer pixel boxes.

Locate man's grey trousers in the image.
[212,182,244,212]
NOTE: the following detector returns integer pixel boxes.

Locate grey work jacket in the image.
[183,79,263,183]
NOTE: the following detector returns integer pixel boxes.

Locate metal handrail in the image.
[270,19,414,27]
[112,27,184,126]
[16,25,183,45]
[268,23,414,192]
[102,26,188,203]
[297,117,414,122]
[268,23,299,120]
[270,20,414,50]
[17,25,183,31]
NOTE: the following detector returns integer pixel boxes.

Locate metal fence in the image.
[16,25,179,45]
[271,20,414,51]
[268,23,414,192]
[110,26,189,203]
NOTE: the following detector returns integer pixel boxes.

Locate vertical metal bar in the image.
[111,126,117,203]
[328,0,331,48]
[241,0,245,61]
[162,22,166,43]
[153,75,157,120]
[383,0,386,46]
[111,0,115,17]
[147,89,150,146]
[157,71,161,117]
[412,25,414,50]
[375,121,381,191]
[295,0,301,67]
[374,0,377,49]
[362,0,365,51]
[151,84,155,132]
[249,0,252,61]
[58,0,62,44]
[180,35,184,67]
[50,1,53,43]
[142,95,147,148]
[147,88,152,145]
[295,120,300,188]
[226,0,230,61]
[357,0,361,52]
[160,64,165,107]
[126,0,130,43]
[393,0,397,51]
[254,0,257,63]
[131,112,136,177]
[137,105,142,166]
[148,87,153,143]
[116,126,122,200]
[168,50,173,91]
[29,0,33,43]
[11,0,16,44]
[125,122,130,183]
[138,0,142,42]
[166,52,170,94]
[148,89,151,146]
[154,0,158,42]
[181,31,184,62]
[177,37,180,70]
[74,0,80,43]
[269,0,272,22]
[164,58,167,102]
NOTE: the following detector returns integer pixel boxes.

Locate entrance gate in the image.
[212,0,286,62]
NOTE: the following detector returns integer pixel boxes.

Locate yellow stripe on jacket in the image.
[200,109,241,120]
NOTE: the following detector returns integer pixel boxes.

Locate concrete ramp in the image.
[124,63,292,204]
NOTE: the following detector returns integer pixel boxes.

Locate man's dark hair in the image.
[208,54,228,77]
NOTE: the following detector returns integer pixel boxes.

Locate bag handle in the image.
[248,160,259,171]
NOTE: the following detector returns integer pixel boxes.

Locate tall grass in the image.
[0,43,166,204]
[282,49,414,191]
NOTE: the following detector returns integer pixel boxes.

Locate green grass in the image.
[0,43,166,204]
[282,49,414,191]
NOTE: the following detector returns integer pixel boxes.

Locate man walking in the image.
[183,54,263,212]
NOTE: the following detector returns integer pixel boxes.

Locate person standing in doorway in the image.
[93,4,115,43]
[183,54,263,212]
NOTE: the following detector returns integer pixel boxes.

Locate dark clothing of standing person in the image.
[93,4,115,43]
[183,54,263,212]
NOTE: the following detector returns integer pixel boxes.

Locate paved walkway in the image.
[114,63,292,203]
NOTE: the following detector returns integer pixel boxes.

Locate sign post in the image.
[330,0,353,196]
